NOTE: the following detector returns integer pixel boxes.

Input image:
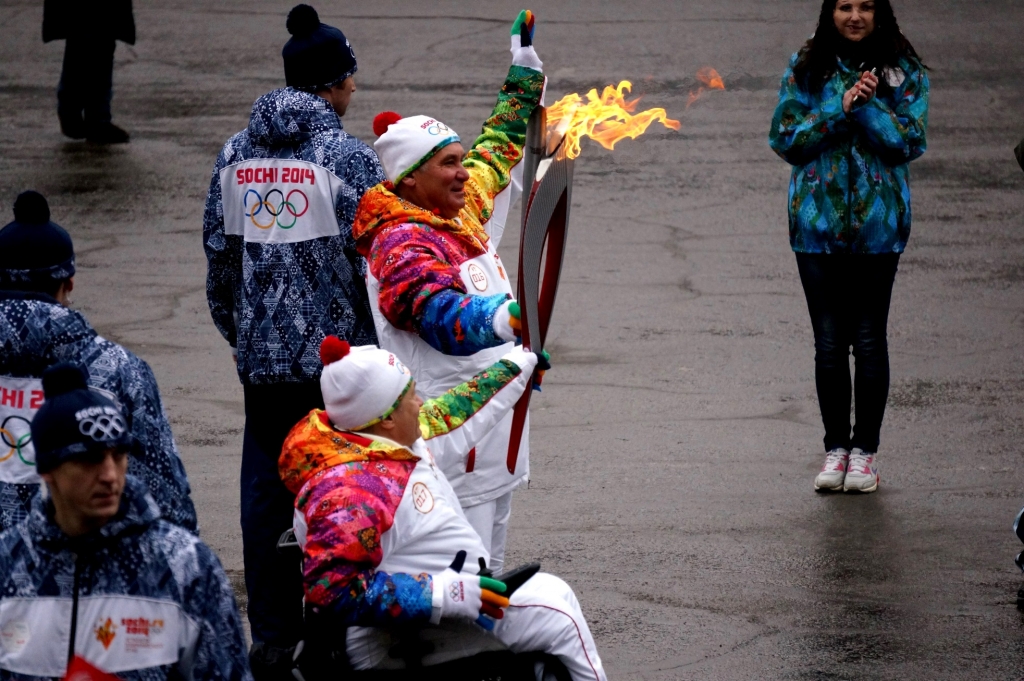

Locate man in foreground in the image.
[0,190,197,533]
[278,337,606,680]
[353,9,545,573]
[0,363,250,681]
[202,5,384,665]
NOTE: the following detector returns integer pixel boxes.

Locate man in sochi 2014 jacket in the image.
[0,364,250,681]
[352,10,545,573]
[202,4,385,663]
[0,192,197,534]
[278,338,606,680]
[0,477,251,681]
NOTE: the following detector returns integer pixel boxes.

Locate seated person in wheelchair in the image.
[278,337,607,680]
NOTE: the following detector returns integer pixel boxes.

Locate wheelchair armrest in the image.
[277,528,301,556]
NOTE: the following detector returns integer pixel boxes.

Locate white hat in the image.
[372,111,461,184]
[319,336,413,431]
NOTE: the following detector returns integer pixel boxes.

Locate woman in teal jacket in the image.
[769,0,928,494]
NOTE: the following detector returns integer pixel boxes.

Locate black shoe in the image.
[86,123,130,144]
[249,642,298,681]
[59,118,87,140]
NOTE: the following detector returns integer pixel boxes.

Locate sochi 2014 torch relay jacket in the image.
[277,349,536,659]
[0,290,197,533]
[0,475,251,681]
[769,53,929,254]
[352,64,545,506]
[203,88,386,385]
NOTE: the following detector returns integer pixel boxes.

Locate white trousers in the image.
[495,572,608,681]
[349,573,606,681]
[462,491,513,574]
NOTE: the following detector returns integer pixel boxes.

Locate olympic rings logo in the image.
[427,123,450,136]
[243,189,309,230]
[0,416,34,466]
[78,413,127,442]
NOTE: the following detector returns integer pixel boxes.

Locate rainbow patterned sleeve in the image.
[299,463,434,625]
[371,223,469,334]
[419,359,522,440]
[462,65,546,224]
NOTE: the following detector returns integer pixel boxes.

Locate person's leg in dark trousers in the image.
[796,253,855,452]
[241,382,324,678]
[57,38,90,138]
[81,38,115,130]
[58,36,122,142]
[849,254,900,453]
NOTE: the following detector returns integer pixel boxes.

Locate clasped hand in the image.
[843,70,878,113]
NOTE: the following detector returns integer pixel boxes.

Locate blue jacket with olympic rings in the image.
[0,475,251,681]
[203,88,386,385]
[0,290,197,534]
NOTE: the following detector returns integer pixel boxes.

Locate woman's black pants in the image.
[795,252,900,454]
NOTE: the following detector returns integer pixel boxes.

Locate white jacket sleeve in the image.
[418,347,538,471]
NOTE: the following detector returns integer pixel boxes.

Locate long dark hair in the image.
[794,0,924,92]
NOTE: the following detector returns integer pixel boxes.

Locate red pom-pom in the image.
[373,111,402,137]
[320,335,351,365]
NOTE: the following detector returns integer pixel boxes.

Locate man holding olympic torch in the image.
[353,10,545,573]
[202,4,384,675]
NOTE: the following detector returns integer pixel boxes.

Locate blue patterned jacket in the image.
[0,476,250,681]
[203,88,385,385]
[769,53,929,254]
[0,291,197,533]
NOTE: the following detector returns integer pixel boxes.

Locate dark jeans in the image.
[241,382,324,647]
[57,37,115,130]
[796,253,900,454]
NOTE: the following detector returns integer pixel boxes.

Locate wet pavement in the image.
[2,0,1024,677]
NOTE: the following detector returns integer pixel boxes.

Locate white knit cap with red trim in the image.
[319,336,413,430]
[372,111,461,184]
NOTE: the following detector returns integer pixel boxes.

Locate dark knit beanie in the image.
[0,191,75,289]
[282,5,357,90]
[31,363,132,474]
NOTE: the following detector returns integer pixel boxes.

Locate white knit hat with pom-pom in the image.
[318,336,413,430]
[371,111,461,184]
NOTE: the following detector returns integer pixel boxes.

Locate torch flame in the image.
[546,81,681,160]
[687,67,725,108]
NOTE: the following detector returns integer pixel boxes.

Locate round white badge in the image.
[467,263,488,292]
[412,482,434,513]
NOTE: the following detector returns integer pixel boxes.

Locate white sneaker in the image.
[814,448,849,491]
[844,449,879,492]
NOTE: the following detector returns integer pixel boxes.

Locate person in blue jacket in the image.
[0,363,250,681]
[201,4,384,673]
[769,0,928,494]
[0,191,197,533]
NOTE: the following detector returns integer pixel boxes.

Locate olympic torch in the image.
[506,105,575,474]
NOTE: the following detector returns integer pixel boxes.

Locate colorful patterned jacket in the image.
[352,65,544,505]
[769,53,929,254]
[0,290,197,533]
[203,88,385,385]
[277,348,536,639]
[0,475,250,681]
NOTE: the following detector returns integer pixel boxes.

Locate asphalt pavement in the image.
[2,1,1024,678]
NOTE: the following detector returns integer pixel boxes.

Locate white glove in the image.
[492,300,520,343]
[510,10,543,71]
[501,345,539,373]
[430,551,510,628]
[431,566,484,624]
